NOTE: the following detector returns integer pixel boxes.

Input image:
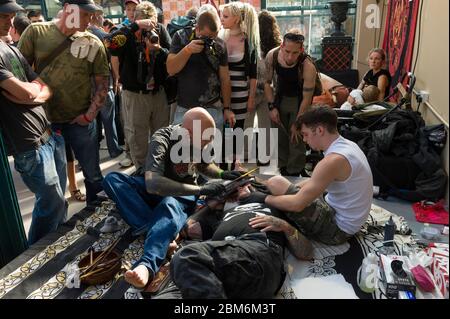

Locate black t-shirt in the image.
[107,22,171,92]
[212,203,286,247]
[0,41,49,156]
[145,124,205,185]
[170,28,228,108]
[363,69,392,99]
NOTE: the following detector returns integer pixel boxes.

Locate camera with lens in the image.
[142,29,159,44]
[199,36,215,52]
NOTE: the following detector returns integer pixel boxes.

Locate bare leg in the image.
[67,160,77,193]
[124,264,150,288]
[67,160,86,201]
[266,176,292,195]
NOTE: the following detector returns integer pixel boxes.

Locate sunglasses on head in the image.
[284,33,305,43]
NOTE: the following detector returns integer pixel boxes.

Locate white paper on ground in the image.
[291,274,359,299]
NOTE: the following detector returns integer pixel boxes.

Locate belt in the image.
[38,127,52,146]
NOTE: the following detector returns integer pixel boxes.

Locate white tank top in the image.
[324,136,373,234]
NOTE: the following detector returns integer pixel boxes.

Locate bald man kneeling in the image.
[102,108,244,290]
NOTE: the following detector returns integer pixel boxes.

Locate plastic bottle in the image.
[383,216,396,247]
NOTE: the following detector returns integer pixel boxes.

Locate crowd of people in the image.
[0,0,389,298]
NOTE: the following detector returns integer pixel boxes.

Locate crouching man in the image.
[241,106,373,245]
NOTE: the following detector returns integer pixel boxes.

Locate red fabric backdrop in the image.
[382,0,420,96]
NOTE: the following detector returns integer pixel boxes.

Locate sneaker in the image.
[119,155,133,167]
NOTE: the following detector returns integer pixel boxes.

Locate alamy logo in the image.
[366,4,381,29]
[169,121,279,165]
[65,5,81,29]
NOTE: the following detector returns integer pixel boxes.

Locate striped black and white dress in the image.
[228,51,249,127]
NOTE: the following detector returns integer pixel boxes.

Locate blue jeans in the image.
[99,90,123,158]
[102,172,197,276]
[14,133,68,245]
[52,121,103,204]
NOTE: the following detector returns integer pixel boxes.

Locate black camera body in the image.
[142,29,159,44]
[198,36,215,52]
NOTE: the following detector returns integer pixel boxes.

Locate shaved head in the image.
[182,107,216,148]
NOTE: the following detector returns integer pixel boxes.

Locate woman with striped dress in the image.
[219,1,259,167]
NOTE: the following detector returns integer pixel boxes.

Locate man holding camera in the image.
[167,7,233,129]
[106,1,171,175]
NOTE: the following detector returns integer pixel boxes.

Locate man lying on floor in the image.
[156,185,313,299]
[102,107,244,290]
[240,106,373,245]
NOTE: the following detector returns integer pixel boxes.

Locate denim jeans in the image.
[102,172,197,276]
[51,121,103,204]
[99,90,123,158]
[14,133,68,245]
[172,105,224,131]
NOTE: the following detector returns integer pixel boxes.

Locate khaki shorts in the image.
[284,184,352,245]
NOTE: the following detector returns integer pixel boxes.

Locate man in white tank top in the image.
[240,106,373,245]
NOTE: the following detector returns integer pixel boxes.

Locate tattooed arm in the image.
[71,75,109,125]
[145,171,201,196]
[197,163,223,179]
[297,58,316,119]
[249,215,313,260]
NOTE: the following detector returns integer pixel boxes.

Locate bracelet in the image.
[83,113,92,123]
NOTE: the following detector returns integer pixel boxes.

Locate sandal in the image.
[70,189,86,202]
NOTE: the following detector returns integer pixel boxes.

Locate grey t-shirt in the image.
[0,41,49,156]
[170,28,228,109]
[145,125,206,185]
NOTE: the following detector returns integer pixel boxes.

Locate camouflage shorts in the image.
[284,184,351,245]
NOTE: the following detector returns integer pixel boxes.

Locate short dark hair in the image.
[196,11,218,33]
[283,28,304,44]
[27,10,42,19]
[13,15,31,36]
[297,106,338,133]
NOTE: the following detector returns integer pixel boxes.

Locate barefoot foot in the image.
[124,264,150,289]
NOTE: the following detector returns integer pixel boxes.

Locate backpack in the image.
[167,16,196,38]
[272,47,323,97]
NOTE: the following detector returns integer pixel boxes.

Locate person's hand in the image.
[347,95,356,105]
[185,39,204,54]
[113,79,122,95]
[249,215,287,233]
[144,37,161,52]
[199,181,227,196]
[136,19,156,30]
[269,108,281,125]
[224,109,236,128]
[238,191,267,205]
[290,123,301,144]
[70,113,91,126]
[2,91,43,105]
[221,170,246,180]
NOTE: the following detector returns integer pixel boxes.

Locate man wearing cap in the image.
[0,0,67,245]
[264,28,318,177]
[18,0,110,204]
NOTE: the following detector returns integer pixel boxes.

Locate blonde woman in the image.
[219,2,259,168]
[219,1,259,129]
